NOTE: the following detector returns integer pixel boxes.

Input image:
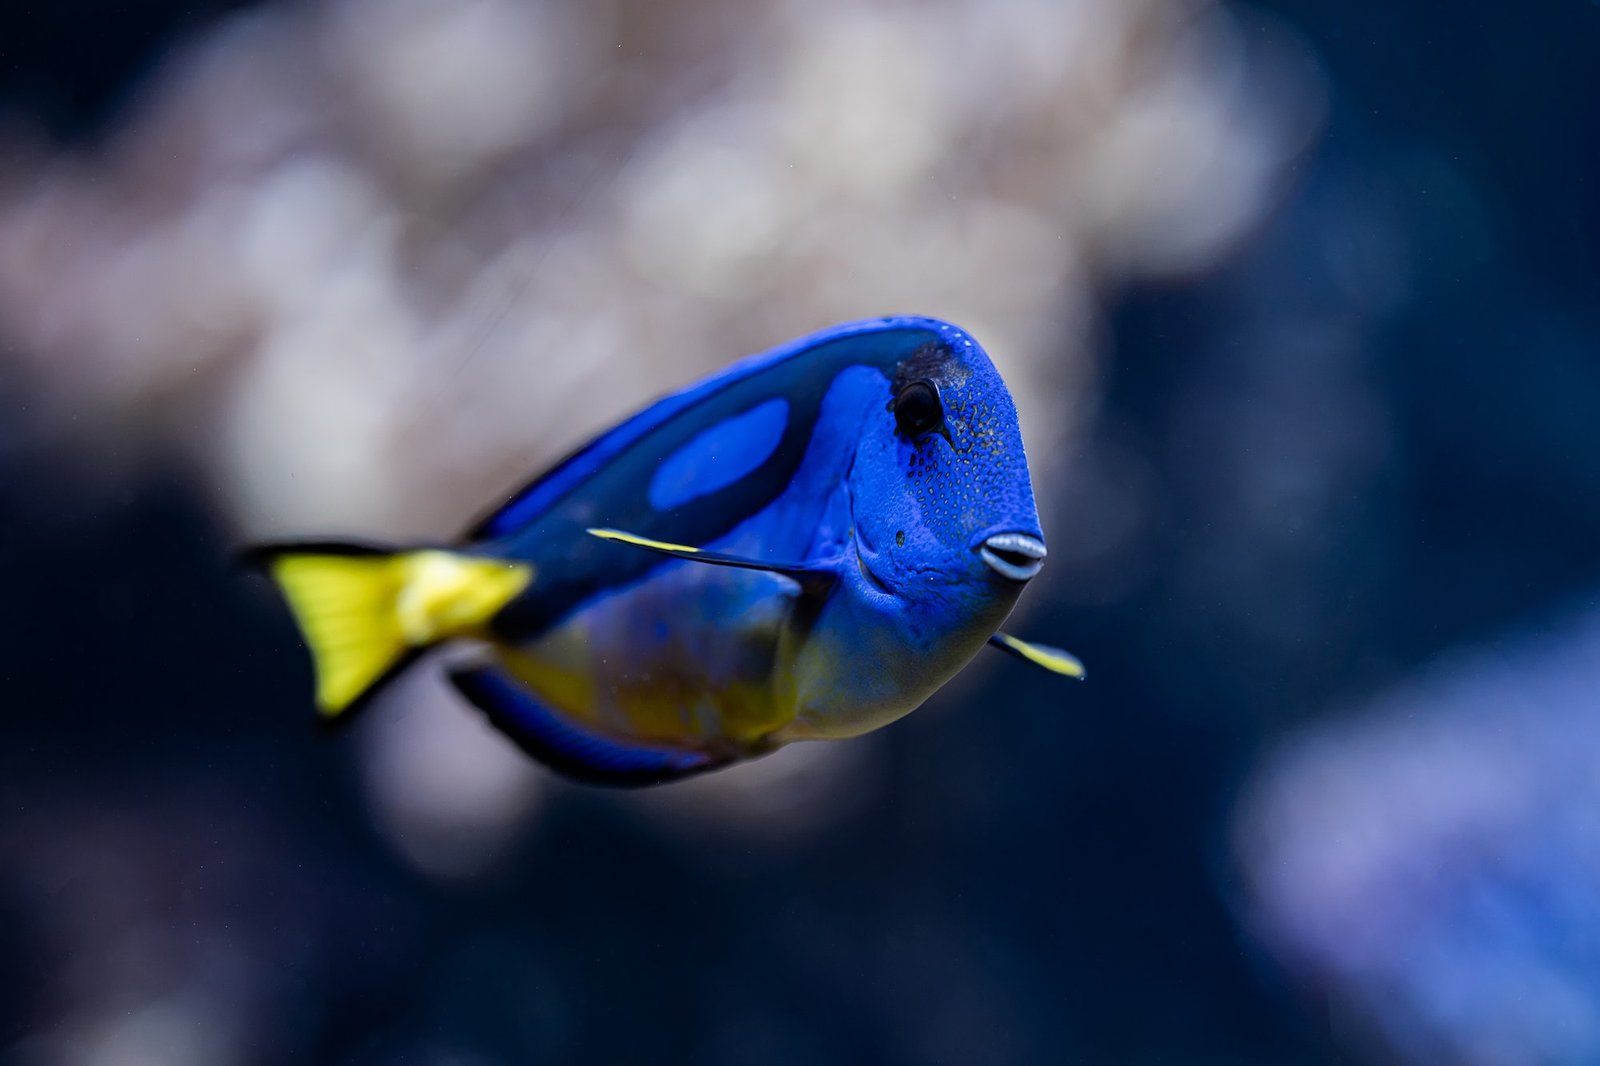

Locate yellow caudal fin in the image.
[244,545,534,719]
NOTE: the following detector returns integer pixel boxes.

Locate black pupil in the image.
[894,381,942,436]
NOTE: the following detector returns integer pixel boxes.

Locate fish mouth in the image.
[977,532,1047,582]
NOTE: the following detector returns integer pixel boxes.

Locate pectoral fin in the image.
[989,633,1086,679]
[586,527,838,597]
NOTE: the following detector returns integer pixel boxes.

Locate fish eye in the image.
[892,380,943,437]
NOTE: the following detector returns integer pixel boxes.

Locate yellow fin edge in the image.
[994,633,1087,679]
[586,527,703,555]
[267,550,533,717]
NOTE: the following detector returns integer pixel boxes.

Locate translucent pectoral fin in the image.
[988,633,1087,680]
[585,527,838,598]
[449,665,729,787]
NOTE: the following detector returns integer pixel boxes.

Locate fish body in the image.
[248,316,1081,785]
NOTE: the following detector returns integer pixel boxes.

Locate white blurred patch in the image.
[619,102,791,298]
[324,0,585,188]
[357,669,547,879]
[630,734,883,843]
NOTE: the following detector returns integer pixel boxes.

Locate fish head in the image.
[847,325,1044,617]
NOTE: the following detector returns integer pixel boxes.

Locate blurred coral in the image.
[1234,607,1600,1066]
[0,0,1316,874]
[0,0,1316,537]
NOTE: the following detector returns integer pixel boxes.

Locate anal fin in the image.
[449,665,727,787]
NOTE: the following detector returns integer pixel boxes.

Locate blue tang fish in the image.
[246,316,1082,785]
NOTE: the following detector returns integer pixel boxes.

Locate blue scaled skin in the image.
[246,316,1082,786]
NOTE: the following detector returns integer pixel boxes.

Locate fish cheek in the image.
[847,419,950,583]
[899,434,979,562]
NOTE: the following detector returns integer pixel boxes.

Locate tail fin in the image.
[241,543,534,720]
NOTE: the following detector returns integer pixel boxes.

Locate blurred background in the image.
[1,0,1598,1062]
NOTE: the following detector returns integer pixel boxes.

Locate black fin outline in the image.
[450,665,731,787]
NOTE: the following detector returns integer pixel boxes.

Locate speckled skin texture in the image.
[785,336,1041,740]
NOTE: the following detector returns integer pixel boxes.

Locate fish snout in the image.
[978,532,1047,582]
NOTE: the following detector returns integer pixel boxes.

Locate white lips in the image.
[979,532,1047,582]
